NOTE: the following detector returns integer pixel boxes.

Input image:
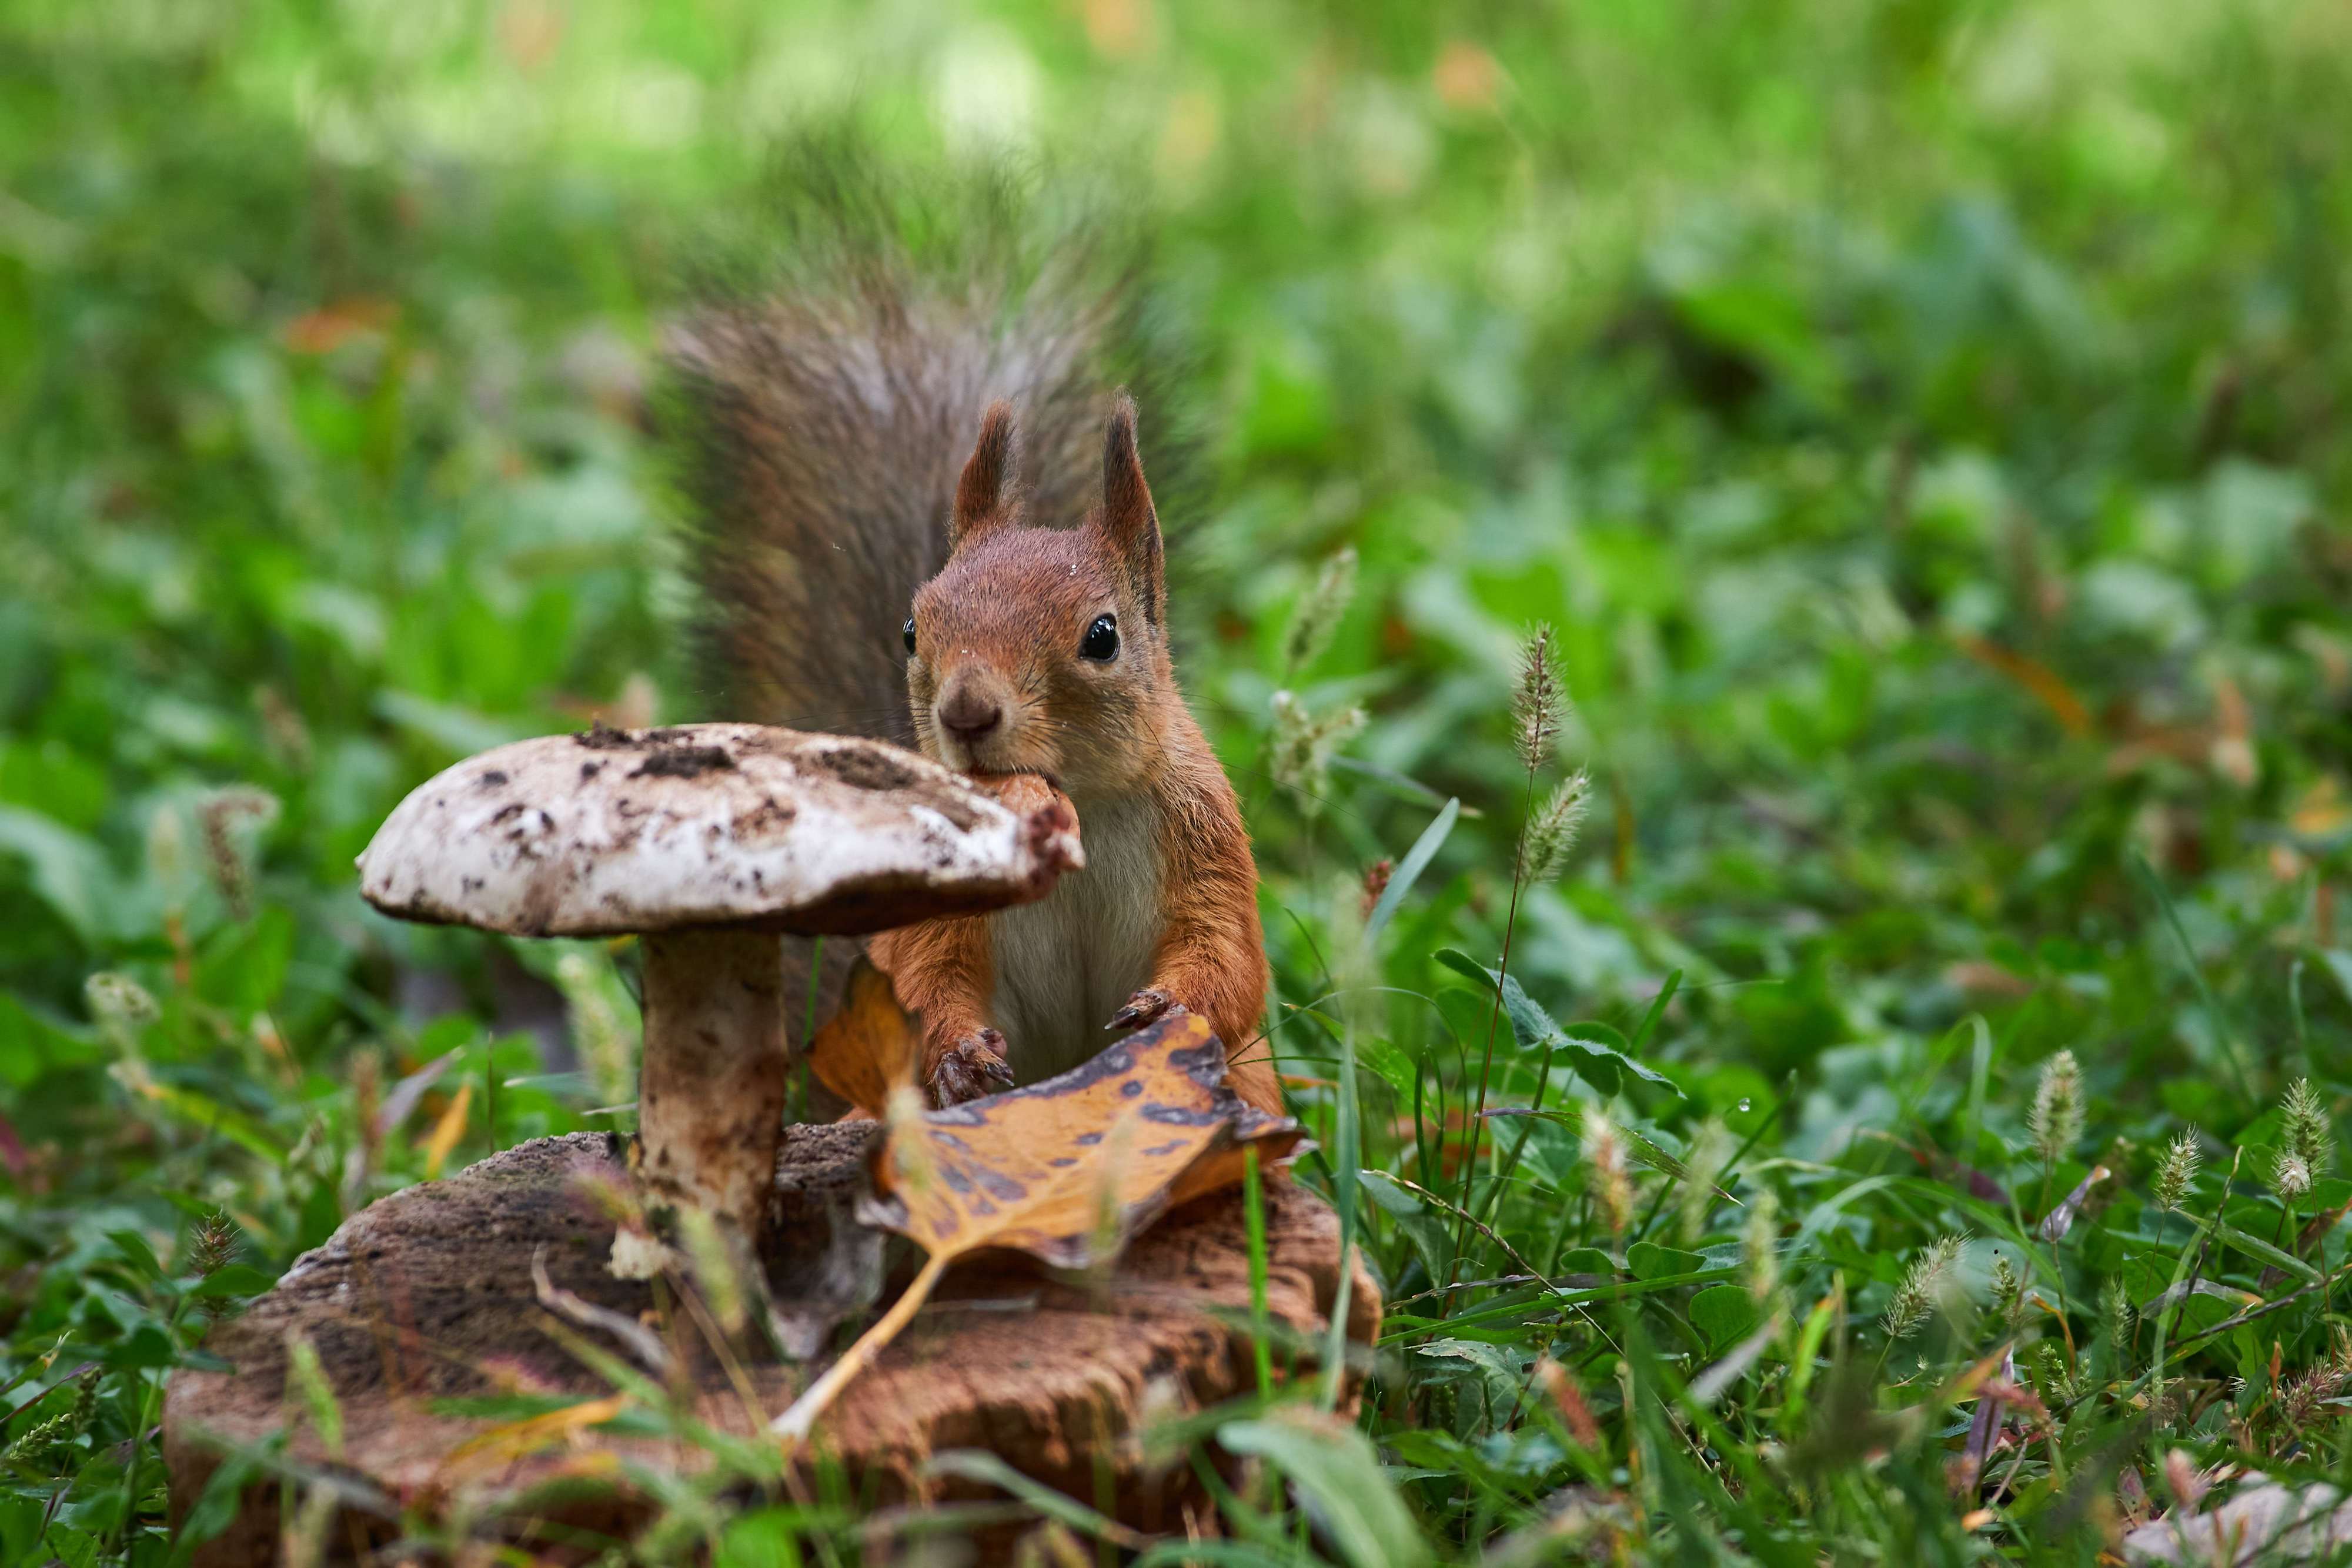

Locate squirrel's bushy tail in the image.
[669,138,1184,744]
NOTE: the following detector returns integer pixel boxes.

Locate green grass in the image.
[8,0,2352,1561]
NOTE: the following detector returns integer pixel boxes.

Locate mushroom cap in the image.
[356,723,1080,937]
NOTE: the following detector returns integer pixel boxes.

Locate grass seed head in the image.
[2103,1275,2134,1369]
[283,1328,345,1460]
[1513,623,1566,772]
[1989,1251,2024,1331]
[85,971,159,1052]
[198,784,280,922]
[2,1409,71,1467]
[556,951,637,1108]
[1743,1187,1781,1305]
[2280,1360,2344,1438]
[1679,1117,1731,1245]
[1532,1357,1603,1449]
[2034,1339,2079,1406]
[886,1083,937,1196]
[2281,1078,2334,1177]
[1582,1106,1632,1237]
[1524,770,1591,884]
[1882,1233,1967,1342]
[2155,1128,2202,1212]
[674,1205,747,1338]
[2029,1048,2084,1166]
[1280,544,1357,674]
[188,1210,239,1317]
[189,1210,236,1276]
[342,1047,383,1209]
[145,803,188,889]
[2272,1148,2312,1202]
[1267,690,1366,810]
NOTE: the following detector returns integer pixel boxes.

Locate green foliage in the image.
[8,0,2352,1562]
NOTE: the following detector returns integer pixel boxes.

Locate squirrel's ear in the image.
[1098,390,1165,624]
[951,402,1020,547]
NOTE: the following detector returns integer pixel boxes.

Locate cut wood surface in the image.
[163,1131,1375,1566]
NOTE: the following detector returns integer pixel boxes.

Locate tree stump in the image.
[162,1130,1375,1565]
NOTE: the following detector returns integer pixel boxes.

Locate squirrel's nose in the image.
[937,686,1003,742]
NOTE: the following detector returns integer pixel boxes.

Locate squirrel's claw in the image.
[927,1028,1014,1109]
[1107,989,1178,1032]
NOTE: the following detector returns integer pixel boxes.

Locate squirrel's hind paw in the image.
[927,1028,1014,1108]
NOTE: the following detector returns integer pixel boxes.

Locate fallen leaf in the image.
[419,1083,471,1179]
[377,1052,455,1138]
[1953,633,2092,737]
[2210,673,2258,788]
[1432,41,1504,112]
[868,1011,1302,1262]
[1944,959,2033,999]
[774,1003,1301,1440]
[436,1393,624,1479]
[2297,627,2352,697]
[807,958,917,1116]
[2291,777,2352,840]
[282,297,397,355]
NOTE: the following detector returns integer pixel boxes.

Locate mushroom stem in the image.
[630,928,787,1258]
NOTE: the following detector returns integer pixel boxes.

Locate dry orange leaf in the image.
[2292,777,2352,840]
[807,959,916,1116]
[775,989,1300,1441]
[282,297,397,355]
[1952,633,2092,737]
[436,1393,624,1480]
[867,1007,1301,1262]
[419,1082,471,1179]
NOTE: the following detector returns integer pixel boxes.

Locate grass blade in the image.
[1365,797,1459,943]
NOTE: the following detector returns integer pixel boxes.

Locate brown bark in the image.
[163,1131,1375,1566]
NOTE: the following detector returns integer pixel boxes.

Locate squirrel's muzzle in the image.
[936,680,1005,745]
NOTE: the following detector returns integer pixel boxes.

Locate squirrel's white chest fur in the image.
[985,791,1162,1082]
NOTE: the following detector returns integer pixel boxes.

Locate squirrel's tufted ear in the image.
[951,402,1020,547]
[1098,390,1165,624]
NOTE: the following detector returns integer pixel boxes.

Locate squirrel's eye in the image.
[1080,614,1119,663]
[903,618,917,655]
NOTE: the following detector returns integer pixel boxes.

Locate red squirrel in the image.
[673,225,1279,1116]
[871,398,1277,1112]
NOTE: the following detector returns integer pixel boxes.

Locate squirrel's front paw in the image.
[927,1028,1014,1108]
[1106,989,1181,1032]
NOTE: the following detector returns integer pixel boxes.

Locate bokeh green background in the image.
[7,1,2352,1560]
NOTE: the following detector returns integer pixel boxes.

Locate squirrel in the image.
[671,172,1281,1116]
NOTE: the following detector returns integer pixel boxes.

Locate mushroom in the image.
[355,722,1080,1275]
